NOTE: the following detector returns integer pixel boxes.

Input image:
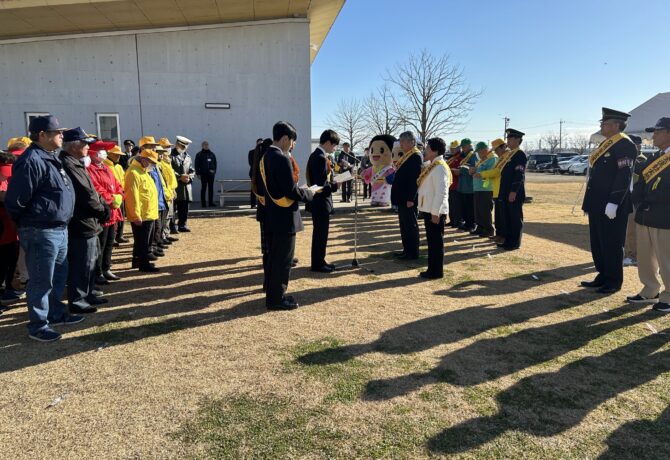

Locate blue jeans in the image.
[17,227,69,334]
[67,236,99,308]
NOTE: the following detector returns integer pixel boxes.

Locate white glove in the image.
[605,203,618,220]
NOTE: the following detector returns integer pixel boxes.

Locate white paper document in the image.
[302,184,324,193]
[333,171,353,183]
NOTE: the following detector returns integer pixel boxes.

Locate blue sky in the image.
[311,0,669,148]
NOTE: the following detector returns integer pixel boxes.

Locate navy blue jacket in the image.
[5,143,75,229]
[391,151,423,205]
[499,149,528,201]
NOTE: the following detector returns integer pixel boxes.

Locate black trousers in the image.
[460,192,475,228]
[448,190,463,226]
[200,175,215,206]
[151,210,166,250]
[363,182,371,199]
[588,211,628,288]
[131,220,155,264]
[500,198,524,249]
[259,221,269,290]
[341,180,352,201]
[176,201,189,228]
[115,203,126,242]
[250,191,257,208]
[97,225,117,274]
[311,211,330,268]
[424,214,445,277]
[474,191,494,236]
[0,241,19,291]
[494,199,505,237]
[398,204,420,258]
[265,231,296,306]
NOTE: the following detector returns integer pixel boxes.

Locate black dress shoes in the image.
[86,296,109,306]
[139,263,160,273]
[147,253,158,261]
[267,298,299,311]
[178,226,192,233]
[69,304,97,314]
[581,279,604,288]
[311,265,334,273]
[419,271,442,280]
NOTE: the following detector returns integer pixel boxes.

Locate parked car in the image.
[558,155,588,174]
[568,157,589,175]
[537,160,558,173]
[527,154,556,171]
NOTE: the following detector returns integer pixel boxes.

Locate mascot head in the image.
[368,134,396,168]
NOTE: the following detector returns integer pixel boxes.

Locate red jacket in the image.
[0,168,17,244]
[87,161,123,227]
[447,153,463,191]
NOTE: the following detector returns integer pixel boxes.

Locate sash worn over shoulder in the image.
[642,150,670,183]
[459,151,475,167]
[494,148,518,171]
[417,159,451,187]
[260,156,295,208]
[589,133,629,167]
[395,147,420,170]
[372,165,393,182]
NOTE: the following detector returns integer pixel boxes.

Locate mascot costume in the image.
[361,134,396,207]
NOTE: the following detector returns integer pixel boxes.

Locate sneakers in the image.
[653,302,670,313]
[626,293,660,304]
[623,257,637,267]
[51,315,85,326]
[0,289,27,306]
[29,329,62,342]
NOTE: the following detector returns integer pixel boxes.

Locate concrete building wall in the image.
[0,19,312,196]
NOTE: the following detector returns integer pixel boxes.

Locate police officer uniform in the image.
[261,145,314,310]
[628,117,670,311]
[306,146,337,272]
[498,129,528,250]
[581,108,637,293]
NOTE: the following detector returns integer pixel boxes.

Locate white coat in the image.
[417,155,450,217]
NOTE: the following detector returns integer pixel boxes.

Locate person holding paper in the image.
[306,129,340,273]
[261,122,314,310]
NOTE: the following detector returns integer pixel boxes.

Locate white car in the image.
[568,158,589,175]
[558,155,588,174]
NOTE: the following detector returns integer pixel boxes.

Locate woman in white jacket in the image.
[417,137,451,279]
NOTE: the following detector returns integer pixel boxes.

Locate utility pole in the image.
[559,119,565,152]
[503,116,510,137]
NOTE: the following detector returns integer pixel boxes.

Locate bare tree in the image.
[326,98,368,150]
[541,133,561,153]
[570,134,592,154]
[385,49,482,141]
[364,85,401,136]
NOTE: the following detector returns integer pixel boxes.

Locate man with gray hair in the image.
[391,131,423,260]
[61,128,110,315]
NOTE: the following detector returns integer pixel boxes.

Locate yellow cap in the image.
[491,138,506,150]
[139,148,159,164]
[107,145,123,157]
[7,136,32,149]
[158,137,173,148]
[138,136,159,148]
[450,140,460,149]
[155,144,168,153]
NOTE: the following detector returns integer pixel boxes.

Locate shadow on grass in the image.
[427,327,670,455]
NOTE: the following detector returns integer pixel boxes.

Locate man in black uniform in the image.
[391,131,423,260]
[497,129,528,251]
[581,108,637,294]
[248,138,262,209]
[261,122,314,310]
[627,117,670,311]
[306,129,340,273]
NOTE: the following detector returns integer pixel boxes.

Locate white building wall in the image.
[0,19,312,195]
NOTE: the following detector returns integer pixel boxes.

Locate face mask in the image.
[80,156,92,168]
[97,150,108,161]
[176,147,185,154]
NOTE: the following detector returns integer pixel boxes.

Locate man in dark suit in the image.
[581,108,637,294]
[306,129,340,273]
[248,138,262,208]
[391,131,423,260]
[497,129,528,251]
[261,122,314,310]
[338,143,357,202]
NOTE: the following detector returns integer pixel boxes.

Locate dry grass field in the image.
[1,176,669,459]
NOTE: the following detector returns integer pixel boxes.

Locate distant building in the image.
[591,92,670,145]
[0,0,345,195]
